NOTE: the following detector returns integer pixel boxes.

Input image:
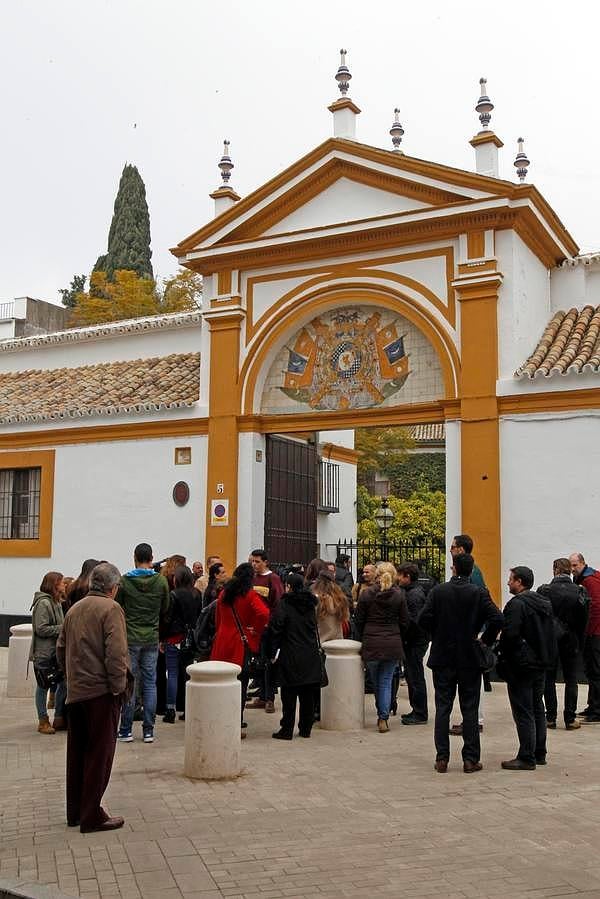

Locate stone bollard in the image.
[7,623,35,699]
[184,661,241,780]
[320,639,365,731]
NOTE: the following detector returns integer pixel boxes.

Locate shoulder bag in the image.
[315,614,329,688]
[231,601,267,678]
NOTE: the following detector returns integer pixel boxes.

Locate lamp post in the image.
[374,496,394,561]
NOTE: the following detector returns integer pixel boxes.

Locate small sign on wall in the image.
[210,499,229,527]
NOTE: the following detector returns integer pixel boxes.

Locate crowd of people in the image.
[27,536,600,832]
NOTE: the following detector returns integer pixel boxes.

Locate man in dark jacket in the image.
[334,554,354,599]
[539,558,589,730]
[397,562,429,725]
[418,554,503,774]
[499,566,558,770]
[569,552,600,722]
[116,542,170,744]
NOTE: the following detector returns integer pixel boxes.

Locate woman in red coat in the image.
[210,562,269,737]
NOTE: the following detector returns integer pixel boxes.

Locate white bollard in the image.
[184,661,241,780]
[7,623,35,699]
[320,639,365,731]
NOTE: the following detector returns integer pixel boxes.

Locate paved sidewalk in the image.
[2,649,600,899]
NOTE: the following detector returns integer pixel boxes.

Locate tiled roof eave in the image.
[0,399,197,426]
[0,310,202,354]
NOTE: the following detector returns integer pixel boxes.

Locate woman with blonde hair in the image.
[353,561,409,732]
[312,572,350,642]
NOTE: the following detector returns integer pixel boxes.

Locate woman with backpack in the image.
[161,565,202,723]
[353,561,409,733]
[269,573,323,740]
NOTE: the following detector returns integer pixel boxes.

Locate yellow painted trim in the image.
[457,260,497,276]
[0,418,209,450]
[469,132,504,149]
[499,388,600,416]
[245,247,456,342]
[467,231,485,259]
[328,98,361,114]
[240,284,461,414]
[218,270,232,294]
[238,401,452,434]
[0,449,55,558]
[320,443,360,465]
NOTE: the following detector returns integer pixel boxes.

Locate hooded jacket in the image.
[334,565,354,599]
[29,591,64,663]
[573,565,600,636]
[499,589,558,671]
[537,575,589,651]
[269,590,322,687]
[117,570,170,645]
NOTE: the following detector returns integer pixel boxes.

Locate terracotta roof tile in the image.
[0,353,200,423]
[515,306,600,378]
[405,423,445,443]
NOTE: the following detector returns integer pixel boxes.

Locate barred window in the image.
[0,467,42,539]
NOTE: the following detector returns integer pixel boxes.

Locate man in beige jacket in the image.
[57,562,129,833]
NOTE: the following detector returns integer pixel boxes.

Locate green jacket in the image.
[470,564,486,590]
[30,591,64,662]
[117,571,170,645]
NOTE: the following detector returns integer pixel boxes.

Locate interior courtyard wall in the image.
[317,458,357,561]
[1,434,207,617]
[236,431,267,560]
[499,413,600,599]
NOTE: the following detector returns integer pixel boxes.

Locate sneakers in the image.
[117,732,134,743]
[162,709,176,724]
[401,713,427,725]
[143,731,154,743]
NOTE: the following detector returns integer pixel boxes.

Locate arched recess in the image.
[240,282,461,415]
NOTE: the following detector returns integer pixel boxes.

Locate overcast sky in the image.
[1,1,599,304]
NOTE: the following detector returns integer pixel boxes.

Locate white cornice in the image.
[0,399,197,425]
[0,310,202,354]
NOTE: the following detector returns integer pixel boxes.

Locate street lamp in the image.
[374,496,394,561]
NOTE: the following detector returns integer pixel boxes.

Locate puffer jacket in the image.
[29,591,64,663]
[353,585,409,662]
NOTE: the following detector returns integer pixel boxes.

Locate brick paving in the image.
[2,647,600,899]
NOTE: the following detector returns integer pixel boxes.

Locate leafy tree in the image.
[68,269,202,327]
[355,427,414,488]
[59,274,87,308]
[94,164,153,280]
[386,453,446,498]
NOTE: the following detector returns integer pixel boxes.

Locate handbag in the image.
[33,653,63,690]
[315,616,329,688]
[231,602,267,678]
[473,639,497,673]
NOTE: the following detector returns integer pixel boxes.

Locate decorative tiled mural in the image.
[261,306,444,413]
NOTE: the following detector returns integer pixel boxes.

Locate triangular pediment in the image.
[173,139,514,255]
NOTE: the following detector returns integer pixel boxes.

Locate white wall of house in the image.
[318,459,357,562]
[500,412,600,597]
[236,432,267,560]
[0,434,208,617]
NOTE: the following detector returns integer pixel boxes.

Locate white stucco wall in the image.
[496,231,551,380]
[317,459,357,561]
[500,412,600,593]
[0,434,208,617]
[236,432,267,561]
[550,261,600,314]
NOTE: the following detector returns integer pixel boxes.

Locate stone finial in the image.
[335,49,352,96]
[475,77,494,131]
[217,139,234,185]
[514,137,531,182]
[390,108,404,153]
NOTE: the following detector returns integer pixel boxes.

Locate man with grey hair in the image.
[57,562,129,832]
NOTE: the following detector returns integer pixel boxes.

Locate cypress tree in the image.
[94,164,153,280]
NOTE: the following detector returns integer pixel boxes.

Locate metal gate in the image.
[264,435,318,566]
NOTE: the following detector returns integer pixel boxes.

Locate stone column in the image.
[7,623,35,699]
[320,639,364,731]
[184,661,241,780]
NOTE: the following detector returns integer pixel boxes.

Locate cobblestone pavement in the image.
[2,649,600,899]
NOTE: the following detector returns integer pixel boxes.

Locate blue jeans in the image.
[165,643,179,708]
[35,680,66,720]
[366,659,398,721]
[119,644,159,735]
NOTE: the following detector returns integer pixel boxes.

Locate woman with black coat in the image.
[161,565,202,723]
[269,573,322,740]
